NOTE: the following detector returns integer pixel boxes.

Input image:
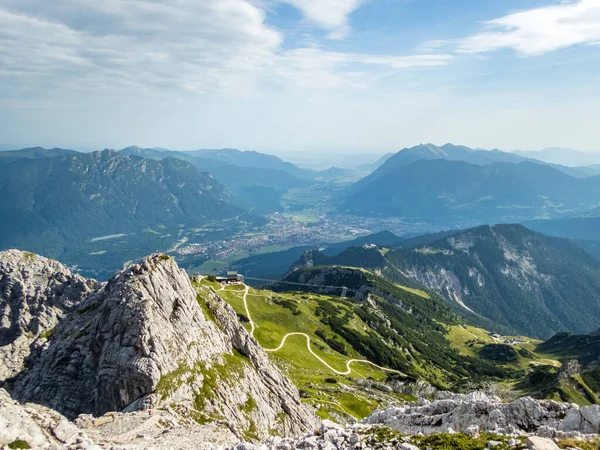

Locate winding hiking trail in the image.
[240,285,405,377]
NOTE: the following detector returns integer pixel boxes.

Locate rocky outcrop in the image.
[10,254,316,439]
[365,392,600,438]
[0,387,239,449]
[3,392,599,450]
[0,388,93,448]
[229,420,597,450]
[281,266,372,300]
[0,249,99,382]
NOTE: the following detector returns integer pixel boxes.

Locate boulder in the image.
[526,436,560,450]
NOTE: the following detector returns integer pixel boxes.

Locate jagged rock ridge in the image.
[385,224,600,337]
[6,253,316,440]
[0,249,99,382]
[286,224,600,338]
[3,388,599,449]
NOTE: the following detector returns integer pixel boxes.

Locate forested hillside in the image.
[288,225,600,338]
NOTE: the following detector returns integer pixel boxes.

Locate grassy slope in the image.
[195,272,599,422]
[208,281,407,420]
[200,276,506,419]
[446,325,600,404]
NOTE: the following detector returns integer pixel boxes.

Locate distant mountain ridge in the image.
[2,145,316,218]
[0,147,79,163]
[344,153,600,226]
[370,143,530,174]
[357,143,600,178]
[0,150,243,272]
[514,147,600,167]
[120,146,314,179]
[528,216,600,240]
[119,146,315,212]
[355,152,394,173]
[287,224,600,338]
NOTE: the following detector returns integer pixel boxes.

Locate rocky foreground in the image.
[2,388,600,449]
[1,250,599,450]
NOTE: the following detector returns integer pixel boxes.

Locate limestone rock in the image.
[11,254,316,439]
[400,443,420,450]
[0,387,91,448]
[526,436,560,450]
[365,392,599,437]
[0,388,53,448]
[0,387,238,449]
[0,249,99,382]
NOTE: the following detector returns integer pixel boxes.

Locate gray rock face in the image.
[0,387,239,449]
[365,392,600,437]
[0,249,99,382]
[0,387,92,448]
[10,254,316,439]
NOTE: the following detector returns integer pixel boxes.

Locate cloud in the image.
[456,0,600,55]
[0,0,450,98]
[276,48,452,89]
[0,0,283,97]
[280,0,366,39]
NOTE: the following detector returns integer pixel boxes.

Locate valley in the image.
[2,144,600,449]
[177,209,425,277]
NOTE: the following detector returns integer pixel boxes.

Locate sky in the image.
[1,0,600,154]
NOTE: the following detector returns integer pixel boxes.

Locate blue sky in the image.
[0,0,599,154]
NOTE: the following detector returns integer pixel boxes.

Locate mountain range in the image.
[0,147,79,163]
[0,150,247,278]
[120,146,320,212]
[119,146,313,177]
[514,147,600,168]
[289,224,600,338]
[6,143,600,231]
[343,147,600,227]
[354,143,600,178]
[4,142,600,291]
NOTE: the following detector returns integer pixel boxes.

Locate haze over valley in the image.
[3,143,600,281]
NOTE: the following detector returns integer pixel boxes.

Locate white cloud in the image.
[276,48,452,89]
[0,0,283,97]
[457,0,600,55]
[280,0,366,39]
[0,0,450,98]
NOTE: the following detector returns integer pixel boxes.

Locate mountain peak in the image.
[8,251,316,437]
[387,224,600,337]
